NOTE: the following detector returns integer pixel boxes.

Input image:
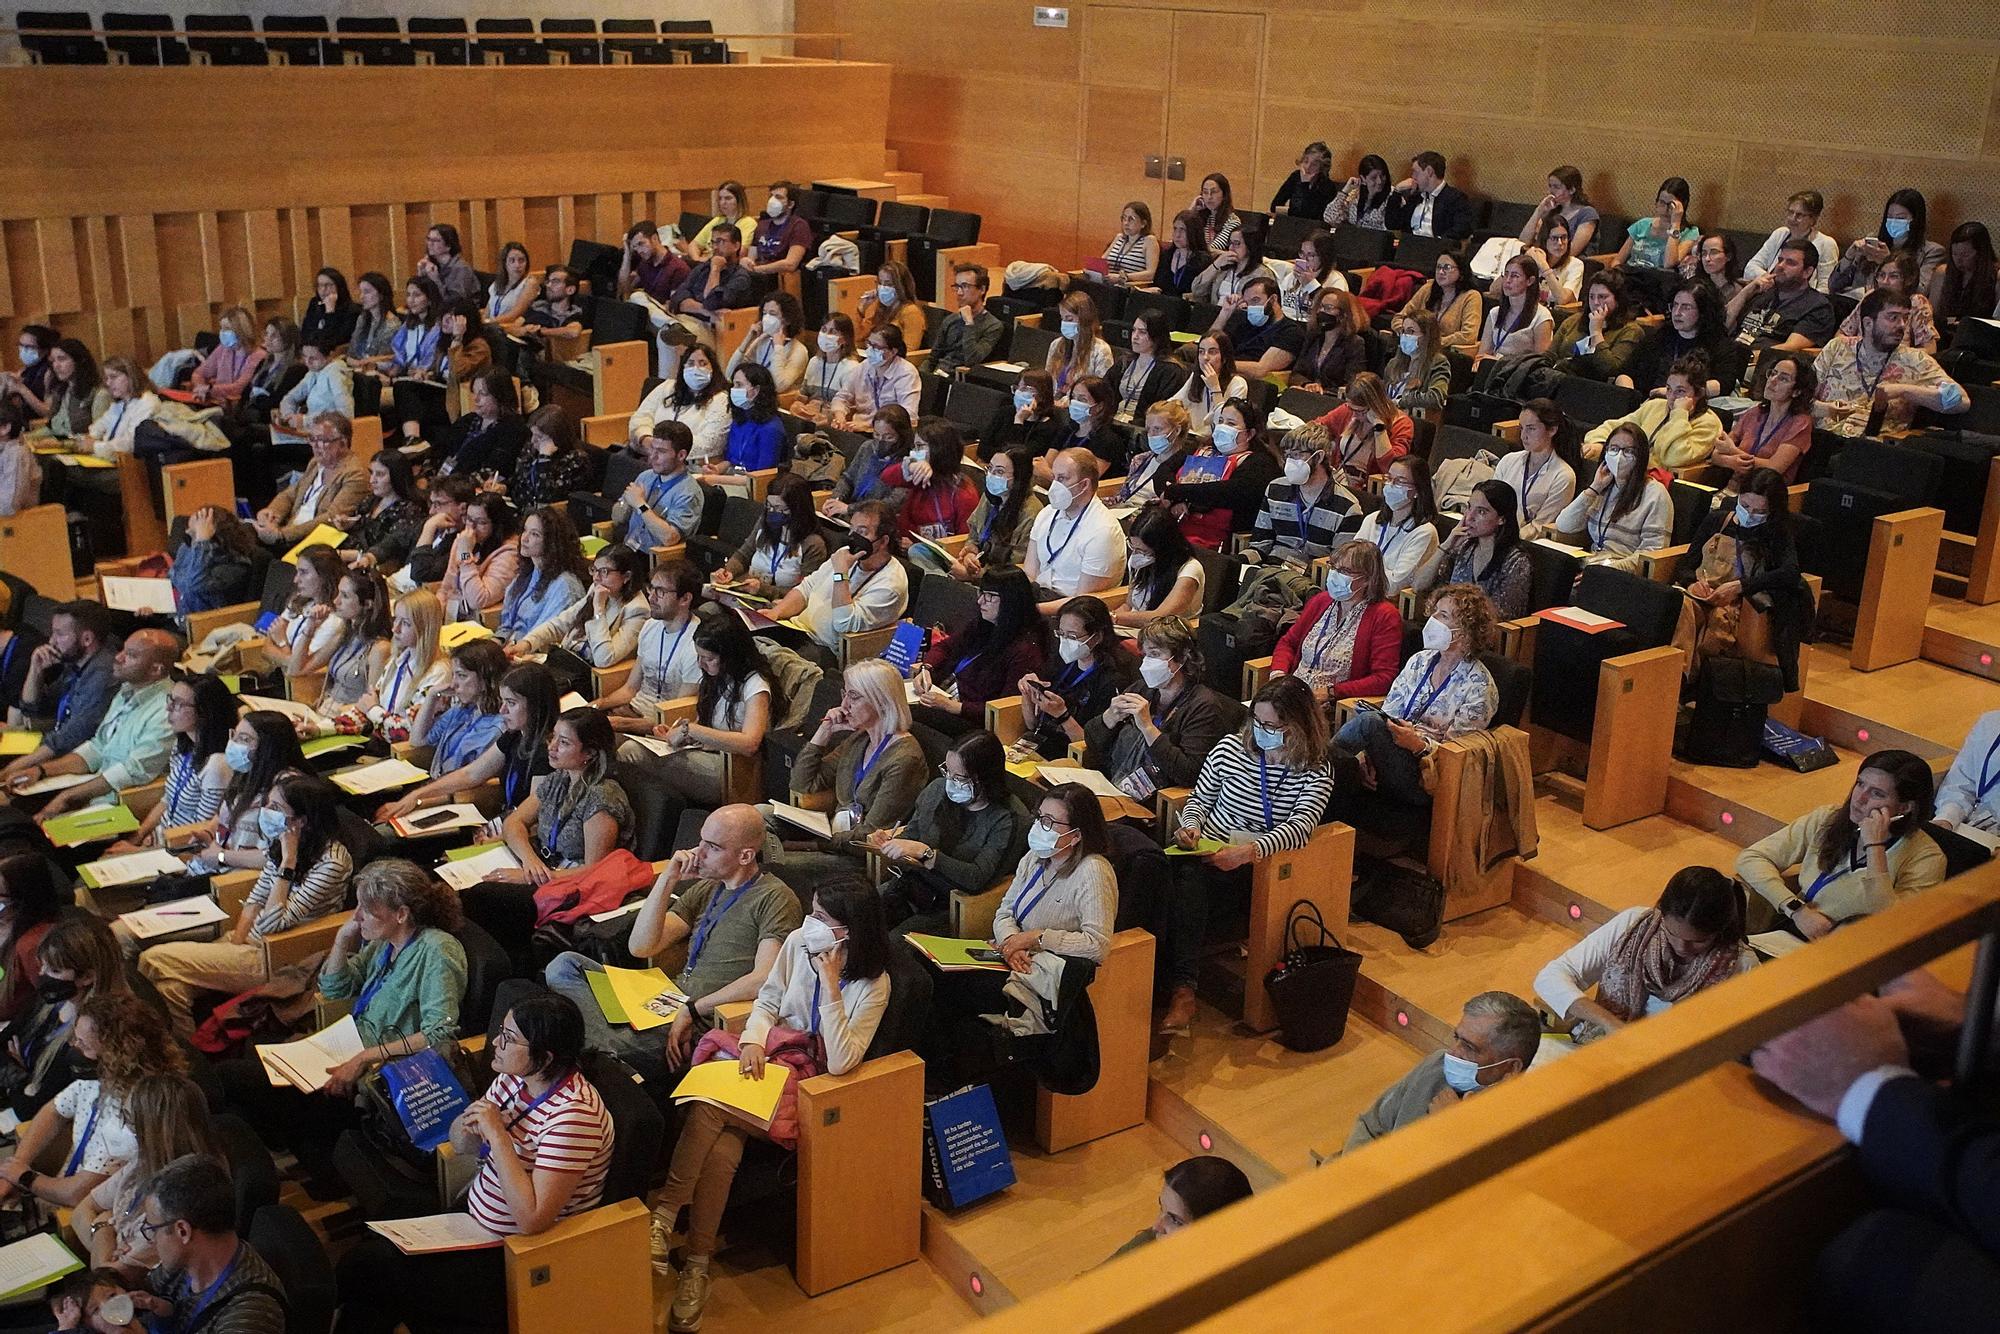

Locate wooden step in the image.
[883,170,925,197]
[883,146,899,172]
[688,1242,971,1330]
[1802,642,2000,748]
[1516,786,1747,930]
[1924,593,2000,684]
[1345,909,1579,1050]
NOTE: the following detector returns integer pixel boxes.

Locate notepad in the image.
[1539,605,1625,634]
[769,801,833,840]
[41,803,140,848]
[1165,837,1231,857]
[672,1058,788,1130]
[256,1014,363,1092]
[78,847,187,890]
[0,1232,81,1301]
[331,757,430,795]
[585,965,687,1031]
[283,523,348,564]
[625,734,679,759]
[1034,764,1126,800]
[905,933,1008,972]
[0,732,40,757]
[10,771,93,796]
[238,694,325,726]
[438,621,494,650]
[1747,929,1808,960]
[300,734,368,758]
[435,842,521,890]
[100,575,178,615]
[118,894,230,940]
[368,1213,503,1255]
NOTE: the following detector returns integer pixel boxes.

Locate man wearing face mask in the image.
[1344,992,1540,1151]
[746,181,813,278]
[4,602,115,786]
[668,223,759,342]
[1249,422,1361,564]
[8,629,178,819]
[925,264,1006,381]
[611,421,703,549]
[252,410,369,547]
[1024,448,1127,615]
[1811,288,1966,438]
[764,500,909,660]
[1212,276,1304,378]
[544,804,800,1075]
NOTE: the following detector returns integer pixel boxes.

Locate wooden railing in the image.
[983,865,2000,1332]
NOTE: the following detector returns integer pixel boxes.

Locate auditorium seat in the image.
[474,17,544,65]
[261,14,331,66]
[17,10,106,64]
[603,17,668,64]
[103,12,186,65]
[185,14,265,67]
[404,16,468,65]
[541,18,601,65]
[335,16,413,66]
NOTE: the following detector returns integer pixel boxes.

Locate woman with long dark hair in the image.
[26,339,108,444]
[880,416,980,546]
[872,728,1031,930]
[1830,187,1946,297]
[1117,507,1204,627]
[1162,395,1280,551]
[1555,423,1672,573]
[1191,173,1241,253]
[1712,354,1818,488]
[182,710,307,878]
[377,660,555,822]
[1418,478,1531,618]
[949,443,1044,578]
[442,491,524,620]
[1325,153,1394,230]
[912,568,1049,733]
[1353,453,1441,591]
[1016,595,1136,760]
[1674,465,1808,686]
[497,505,589,642]
[336,449,425,575]
[1492,398,1578,540]
[713,473,828,598]
[107,673,235,854]
[508,404,591,509]
[409,637,510,780]
[1110,310,1185,427]
[302,266,359,348]
[1928,220,1997,327]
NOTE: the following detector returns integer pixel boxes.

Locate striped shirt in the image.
[1251,476,1361,560]
[160,749,228,828]
[1104,233,1150,275]
[1178,734,1333,859]
[464,1071,614,1236]
[245,840,352,939]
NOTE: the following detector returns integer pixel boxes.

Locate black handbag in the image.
[1262,900,1364,1052]
[1350,858,1446,949]
[1679,657,1783,769]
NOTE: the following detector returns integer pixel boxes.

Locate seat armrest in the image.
[1332,695,1386,726]
[986,695,1026,746]
[714,1001,753,1035]
[260,909,349,973]
[1640,545,1689,583]
[1240,655,1274,699]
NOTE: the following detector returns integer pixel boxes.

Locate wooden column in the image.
[1241,822,1354,1033]
[1583,646,1681,830]
[1037,929,1157,1152]
[1966,459,2000,606]
[1852,507,1946,671]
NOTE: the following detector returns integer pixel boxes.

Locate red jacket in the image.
[1312,405,1413,477]
[881,463,979,543]
[1272,595,1402,698]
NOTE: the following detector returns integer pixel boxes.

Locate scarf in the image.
[1596,910,1739,1022]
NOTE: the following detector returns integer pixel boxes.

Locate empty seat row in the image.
[13,11,730,65]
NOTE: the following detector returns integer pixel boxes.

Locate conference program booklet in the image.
[117,895,230,941]
[584,965,688,1031]
[256,1014,363,1092]
[367,1214,502,1255]
[282,524,348,564]
[769,801,833,840]
[0,732,40,757]
[99,576,177,616]
[0,1233,81,1301]
[41,803,140,848]
[330,757,430,795]
[78,847,188,890]
[435,843,522,891]
[905,934,1009,972]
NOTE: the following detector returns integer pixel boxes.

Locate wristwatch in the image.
[1781,896,1806,918]
[921,848,940,870]
[831,571,847,583]
[16,1168,39,1195]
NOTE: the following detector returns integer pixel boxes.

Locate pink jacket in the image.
[443,535,521,615]
[687,1025,826,1150]
[191,344,268,404]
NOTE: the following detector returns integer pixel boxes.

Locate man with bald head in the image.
[1024,446,1128,615]
[7,627,181,817]
[544,802,801,1071]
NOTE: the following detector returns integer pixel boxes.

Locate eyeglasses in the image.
[136,1215,169,1242]
[307,433,342,446]
[975,589,1002,603]
[591,567,620,579]
[1033,815,1075,833]
[490,1029,522,1051]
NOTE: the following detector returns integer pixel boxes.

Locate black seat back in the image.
[944,379,1014,451]
[1667,479,1718,547]
[105,12,187,65]
[1801,478,1906,600]
[872,201,931,239]
[185,13,264,65]
[1828,437,1942,508]
[1482,651,1532,730]
[1575,563,1682,648]
[213,1114,281,1231]
[1485,200,1539,239]
[590,295,651,347]
[869,939,934,1060]
[540,17,600,63]
[1429,423,1511,472]
[1190,547,1240,613]
[911,571,980,640]
[248,1205,335,1334]
[581,1051,665,1205]
[261,14,330,65]
[336,16,414,65]
[1328,226,1393,267]
[19,10,107,64]
[603,17,667,63]
[1393,234,1459,273]
[1263,213,1316,261]
[451,917,512,1037]
[1902,432,1998,533]
[405,16,468,64]
[474,17,545,64]
[1553,375,1640,430]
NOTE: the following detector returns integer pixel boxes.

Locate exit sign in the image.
[1034,6,1069,27]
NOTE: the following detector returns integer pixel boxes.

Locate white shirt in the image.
[1413,191,1438,237]
[1353,511,1440,591]
[740,927,890,1077]
[1492,449,1578,541]
[712,672,770,732]
[52,1079,137,1175]
[1170,373,1249,433]
[1744,226,1840,294]
[1027,497,1127,597]
[1935,707,2000,831]
[1130,556,1204,614]
[1533,906,1757,1020]
[1480,304,1553,359]
[796,556,909,651]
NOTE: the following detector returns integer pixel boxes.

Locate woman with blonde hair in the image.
[311,585,446,739]
[188,305,266,407]
[78,355,161,459]
[73,1072,218,1279]
[1117,396,1195,506]
[1312,371,1411,483]
[1046,291,1115,404]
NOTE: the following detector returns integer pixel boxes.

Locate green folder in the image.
[586,970,630,1023]
[905,933,1008,971]
[1164,838,1231,857]
[301,735,368,758]
[579,535,608,558]
[0,1234,81,1301]
[42,803,140,848]
[445,840,504,863]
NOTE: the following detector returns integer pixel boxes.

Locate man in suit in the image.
[252,410,370,547]
[1384,151,1476,241]
[1345,991,1540,1151]
[1753,976,2000,1331]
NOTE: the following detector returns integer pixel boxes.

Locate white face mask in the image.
[1047,479,1077,512]
[1026,820,1064,857]
[1057,636,1088,665]
[817,331,841,357]
[876,284,898,306]
[1605,450,1637,479]
[1212,423,1242,453]
[1128,552,1153,571]
[1139,655,1174,688]
[762,313,781,336]
[765,196,786,219]
[797,914,837,954]
[865,347,885,367]
[1282,457,1312,485]
[1382,482,1411,510]
[1422,615,1453,652]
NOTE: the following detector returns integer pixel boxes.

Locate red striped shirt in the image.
[464,1071,614,1235]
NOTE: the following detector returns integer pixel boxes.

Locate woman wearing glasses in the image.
[869,729,1031,933]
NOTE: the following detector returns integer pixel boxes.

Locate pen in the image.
[157,910,202,918]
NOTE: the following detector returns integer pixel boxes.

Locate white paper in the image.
[0,1233,80,1298]
[331,757,431,795]
[1036,764,1128,800]
[1748,930,1808,959]
[559,691,589,711]
[982,360,1027,373]
[118,894,230,940]
[390,803,488,837]
[11,771,93,796]
[435,843,523,891]
[83,848,187,889]
[99,576,177,615]
[588,901,643,925]
[626,734,679,759]
[367,1213,503,1254]
[237,694,325,726]
[1953,824,2000,852]
[0,1108,17,1136]
[770,800,833,840]
[255,1014,363,1092]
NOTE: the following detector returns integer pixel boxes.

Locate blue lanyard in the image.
[0,637,17,687]
[808,971,823,1036]
[852,734,895,788]
[354,941,398,1016]
[62,1095,101,1176]
[979,503,998,545]
[479,1073,570,1160]
[1056,660,1099,694]
[179,1241,243,1331]
[1521,453,1553,517]
[503,743,535,807]
[1042,506,1089,565]
[1012,865,1054,927]
[383,653,413,711]
[651,618,692,693]
[1306,603,1355,677]
[1256,754,1276,831]
[648,469,688,513]
[766,540,788,580]
[1374,518,1409,553]
[1751,407,1790,456]
[327,632,366,681]
[686,881,754,972]
[1804,847,1866,903]
[1974,730,2000,804]
[1397,655,1457,724]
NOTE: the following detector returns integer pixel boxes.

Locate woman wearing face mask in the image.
[631,344,731,465]
[1110,1156,1254,1259]
[1272,540,1400,702]
[1736,749,1944,941]
[1156,211,1215,298]
[1353,455,1441,591]
[1016,596,1134,760]
[1313,372,1411,486]
[1472,255,1553,375]
[1536,866,1752,1044]
[442,492,524,620]
[137,772,352,1035]
[1617,281,1729,397]
[1400,251,1483,353]
[1048,376,1130,482]
[507,404,591,509]
[1109,311,1188,425]
[854,261,927,360]
[1291,289,1368,396]
[1161,677,1335,1032]
[870,730,1031,932]
[379,662,556,823]
[1491,399,1578,540]
[772,661,928,885]
[103,674,234,857]
[310,571,393,718]
[186,306,266,408]
[651,881,890,1323]
[1000,371,1066,463]
[1581,356,1722,472]
[497,508,589,644]
[1331,584,1499,812]
[1674,467,1806,680]
[335,451,425,575]
[793,313,859,425]
[1829,188,1944,299]
[911,569,1049,734]
[405,639,509,783]
[705,363,785,479]
[1276,231,1348,323]
[1116,400,1195,508]
[0,324,59,417]
[725,292,809,395]
[179,712,306,880]
[0,856,63,1024]
[1838,249,1938,348]
[1384,310,1452,415]
[1248,422,1362,563]
[880,416,980,546]
[822,403,913,519]
[1161,397,1280,552]
[1116,509,1204,628]
[1712,356,1816,489]
[0,914,128,1119]
[1550,270,1645,382]
[1045,293,1115,405]
[715,474,829,597]
[951,444,1044,578]
[1556,423,1672,571]
[831,326,920,428]
[1170,332,1249,435]
[1416,479,1532,618]
[1084,616,1238,798]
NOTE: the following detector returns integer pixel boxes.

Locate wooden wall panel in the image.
[113,215,160,308]
[315,206,354,277]
[35,218,81,314]
[0,228,12,318]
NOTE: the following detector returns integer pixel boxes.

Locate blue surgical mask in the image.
[876,284,898,306]
[1442,1051,1509,1094]
[1146,433,1172,456]
[218,329,240,349]
[728,386,751,409]
[257,807,290,840]
[223,740,253,773]
[1252,723,1286,752]
[1398,332,1420,356]
[1734,503,1766,529]
[1211,423,1241,453]
[1883,216,1911,242]
[1013,389,1035,411]
[16,346,39,367]
[985,470,1009,497]
[865,347,885,368]
[945,776,976,805]
[1060,319,1080,341]
[1326,571,1355,601]
[1068,399,1091,424]
[908,447,929,466]
[683,366,710,391]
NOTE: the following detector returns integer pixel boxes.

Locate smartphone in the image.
[969,948,1006,964]
[407,808,459,830]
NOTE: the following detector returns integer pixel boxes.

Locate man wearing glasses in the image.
[924,264,1006,383]
[252,410,370,548]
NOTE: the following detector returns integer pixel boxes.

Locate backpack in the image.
[1199,562,1318,691]
[790,430,845,487]
[1678,657,1783,768]
[1433,450,1498,512]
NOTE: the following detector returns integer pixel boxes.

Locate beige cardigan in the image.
[1735,804,1946,926]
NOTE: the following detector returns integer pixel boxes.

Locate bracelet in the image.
[1865,842,1889,850]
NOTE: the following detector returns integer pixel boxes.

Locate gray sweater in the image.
[1346,1050,1452,1152]
[901,777,1030,895]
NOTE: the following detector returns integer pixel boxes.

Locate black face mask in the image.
[846,533,876,558]
[36,978,76,1004]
